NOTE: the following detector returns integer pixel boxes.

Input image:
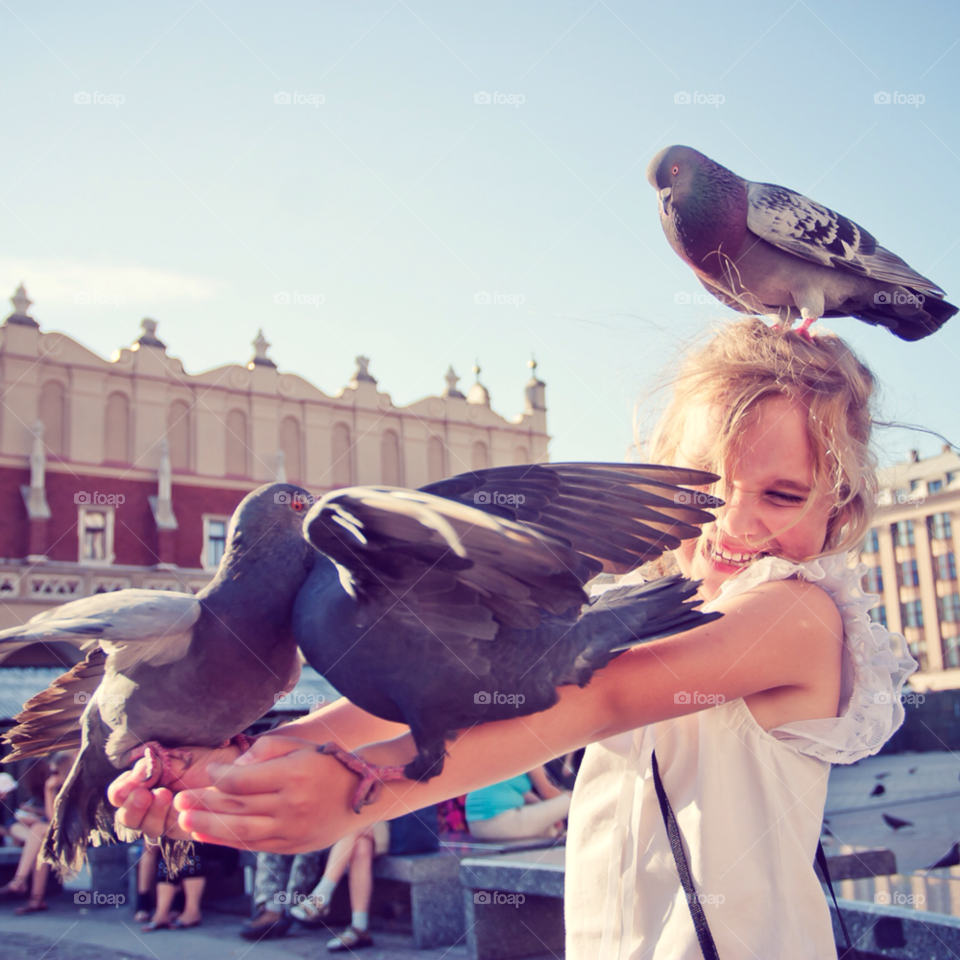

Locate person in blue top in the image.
[465,766,570,841]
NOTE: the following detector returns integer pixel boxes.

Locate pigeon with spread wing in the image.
[293,462,722,810]
[647,144,957,340]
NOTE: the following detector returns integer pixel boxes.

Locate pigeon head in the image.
[647,145,748,269]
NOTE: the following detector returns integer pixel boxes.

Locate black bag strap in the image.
[651,750,720,960]
[816,839,855,959]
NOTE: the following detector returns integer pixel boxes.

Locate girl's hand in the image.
[107,742,243,843]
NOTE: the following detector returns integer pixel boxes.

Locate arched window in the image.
[166,400,190,471]
[381,429,401,486]
[471,440,489,471]
[331,422,353,487]
[280,417,302,482]
[39,381,66,457]
[513,445,529,465]
[225,409,248,476]
[104,393,130,463]
[427,436,446,483]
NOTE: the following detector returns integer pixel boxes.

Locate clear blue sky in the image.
[1,0,958,466]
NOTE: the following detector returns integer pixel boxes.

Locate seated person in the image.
[466,765,570,840]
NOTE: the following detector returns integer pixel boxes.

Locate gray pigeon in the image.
[293,462,724,810]
[647,145,957,340]
[1,482,316,874]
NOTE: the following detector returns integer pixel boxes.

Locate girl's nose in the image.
[717,490,768,547]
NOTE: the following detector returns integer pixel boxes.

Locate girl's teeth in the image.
[710,542,766,566]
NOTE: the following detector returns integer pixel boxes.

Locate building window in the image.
[899,560,919,587]
[910,479,921,492]
[940,593,960,624]
[203,517,229,570]
[948,472,958,485]
[944,634,960,670]
[869,605,887,629]
[909,641,928,671]
[895,520,915,547]
[930,512,953,540]
[903,599,924,629]
[380,429,402,486]
[864,529,879,554]
[864,567,884,593]
[929,479,943,494]
[78,508,114,565]
[937,552,957,581]
[331,423,354,487]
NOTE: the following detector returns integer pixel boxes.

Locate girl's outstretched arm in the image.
[110,577,841,853]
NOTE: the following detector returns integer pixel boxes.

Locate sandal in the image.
[172,917,202,929]
[133,910,152,922]
[141,920,173,931]
[327,926,374,951]
[14,899,48,915]
[0,879,29,901]
[290,896,331,926]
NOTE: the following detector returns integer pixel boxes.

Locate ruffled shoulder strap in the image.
[703,552,918,764]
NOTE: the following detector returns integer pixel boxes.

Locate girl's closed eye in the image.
[767,490,806,505]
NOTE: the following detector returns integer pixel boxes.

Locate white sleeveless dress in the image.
[565,553,917,960]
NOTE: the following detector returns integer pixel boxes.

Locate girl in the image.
[110,318,915,958]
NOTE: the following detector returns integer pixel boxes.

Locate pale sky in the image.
[1,0,958,466]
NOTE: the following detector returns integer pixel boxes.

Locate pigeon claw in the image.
[318,742,410,814]
[127,742,195,791]
[795,316,817,341]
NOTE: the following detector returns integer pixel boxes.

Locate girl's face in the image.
[674,394,834,601]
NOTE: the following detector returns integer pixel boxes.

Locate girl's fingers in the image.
[174,787,277,817]
[178,807,283,847]
[204,742,319,797]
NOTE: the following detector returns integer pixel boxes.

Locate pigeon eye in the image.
[290,499,304,512]
[671,164,680,176]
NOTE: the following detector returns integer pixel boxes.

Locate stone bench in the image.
[459,847,565,960]
[818,847,897,882]
[831,898,960,958]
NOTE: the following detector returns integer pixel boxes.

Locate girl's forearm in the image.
[264,696,410,750]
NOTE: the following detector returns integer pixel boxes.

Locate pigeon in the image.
[882,813,913,831]
[292,461,724,810]
[1,482,317,874]
[875,772,891,780]
[647,145,957,341]
[926,842,960,870]
[909,767,918,774]
[870,783,887,797]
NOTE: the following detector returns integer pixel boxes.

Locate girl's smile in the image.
[673,394,834,601]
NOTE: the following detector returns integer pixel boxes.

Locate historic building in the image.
[0,284,549,659]
[860,446,960,689]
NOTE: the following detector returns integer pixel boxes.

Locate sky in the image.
[1,0,958,467]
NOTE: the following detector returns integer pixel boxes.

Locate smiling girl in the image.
[111,318,915,959]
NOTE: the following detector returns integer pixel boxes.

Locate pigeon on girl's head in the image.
[647,144,957,341]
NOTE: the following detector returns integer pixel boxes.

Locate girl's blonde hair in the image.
[644,317,878,558]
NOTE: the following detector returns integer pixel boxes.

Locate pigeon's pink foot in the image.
[796,317,818,341]
[318,742,410,813]
[126,742,195,790]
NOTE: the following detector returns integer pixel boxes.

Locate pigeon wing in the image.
[305,487,599,642]
[421,462,720,574]
[746,181,946,296]
[0,589,201,669]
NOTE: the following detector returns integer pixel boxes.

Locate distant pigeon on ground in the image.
[647,145,957,340]
[909,767,918,775]
[1,483,317,874]
[875,772,891,780]
[882,813,914,831]
[926,842,960,869]
[870,783,887,797]
[293,462,723,810]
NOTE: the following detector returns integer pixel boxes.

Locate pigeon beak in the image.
[658,186,672,216]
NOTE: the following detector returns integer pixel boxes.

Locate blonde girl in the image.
[111,318,915,959]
